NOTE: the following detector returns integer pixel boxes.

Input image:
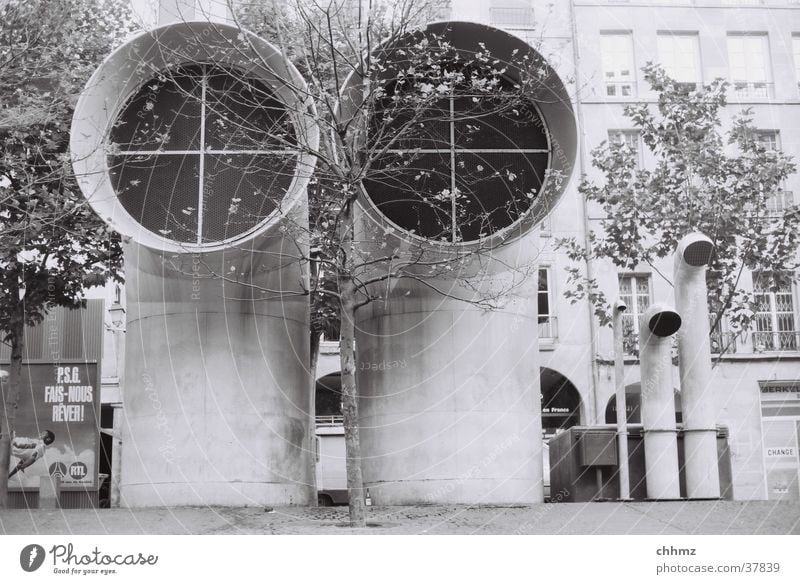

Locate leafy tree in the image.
[558,64,799,355]
[0,0,134,507]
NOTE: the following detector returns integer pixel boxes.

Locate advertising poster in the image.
[6,362,100,491]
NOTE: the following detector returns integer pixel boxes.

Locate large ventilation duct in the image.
[639,303,682,500]
[674,232,720,499]
[343,22,577,504]
[71,22,318,506]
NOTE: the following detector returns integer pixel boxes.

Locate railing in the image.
[489,7,535,28]
[752,331,800,352]
[731,81,773,99]
[766,191,795,213]
[710,331,739,354]
[538,315,558,340]
[315,415,344,427]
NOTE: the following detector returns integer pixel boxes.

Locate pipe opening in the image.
[648,310,682,337]
[108,63,297,245]
[683,239,714,267]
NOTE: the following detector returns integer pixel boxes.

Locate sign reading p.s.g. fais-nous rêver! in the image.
[6,362,100,491]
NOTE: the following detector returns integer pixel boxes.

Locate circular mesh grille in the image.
[363,77,550,243]
[108,64,297,245]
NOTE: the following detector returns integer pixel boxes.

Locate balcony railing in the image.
[316,415,344,427]
[752,331,800,352]
[538,315,558,340]
[489,7,535,28]
[731,81,773,99]
[710,331,738,354]
[766,191,795,213]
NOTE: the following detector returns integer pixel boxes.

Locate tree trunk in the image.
[337,199,366,527]
[0,317,25,509]
[339,286,366,527]
[309,329,321,501]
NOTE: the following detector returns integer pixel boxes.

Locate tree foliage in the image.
[558,64,799,342]
[0,0,135,507]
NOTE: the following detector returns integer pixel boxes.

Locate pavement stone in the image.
[1,501,799,535]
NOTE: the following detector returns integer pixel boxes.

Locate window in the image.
[657,33,702,89]
[727,34,772,98]
[619,274,651,352]
[753,272,797,351]
[753,132,793,212]
[608,130,642,167]
[489,0,535,29]
[538,268,557,339]
[601,33,636,98]
[794,36,800,94]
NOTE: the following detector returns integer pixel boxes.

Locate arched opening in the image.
[315,372,342,423]
[604,382,683,424]
[540,367,582,439]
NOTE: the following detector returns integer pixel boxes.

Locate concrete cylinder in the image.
[71,22,318,506]
[674,232,720,499]
[345,22,577,504]
[639,303,682,500]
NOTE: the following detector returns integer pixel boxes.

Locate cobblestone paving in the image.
[2,501,798,535]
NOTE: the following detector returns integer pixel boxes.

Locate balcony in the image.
[752,331,800,353]
[489,7,535,28]
[538,315,558,341]
[731,81,773,99]
[316,415,344,427]
[710,331,739,354]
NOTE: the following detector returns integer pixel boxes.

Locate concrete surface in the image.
[2,501,798,535]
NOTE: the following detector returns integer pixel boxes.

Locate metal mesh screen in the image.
[363,153,453,241]
[202,154,296,243]
[365,76,551,242]
[107,65,297,246]
[109,154,201,243]
[110,64,203,151]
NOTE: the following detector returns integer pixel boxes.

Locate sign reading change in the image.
[7,362,100,491]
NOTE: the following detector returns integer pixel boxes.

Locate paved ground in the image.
[2,500,799,534]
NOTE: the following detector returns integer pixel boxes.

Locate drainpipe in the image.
[639,303,682,500]
[569,0,601,423]
[674,232,720,499]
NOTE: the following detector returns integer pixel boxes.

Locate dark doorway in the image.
[540,367,582,438]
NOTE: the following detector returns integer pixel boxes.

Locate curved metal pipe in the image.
[675,232,720,499]
[71,22,318,506]
[639,303,682,500]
